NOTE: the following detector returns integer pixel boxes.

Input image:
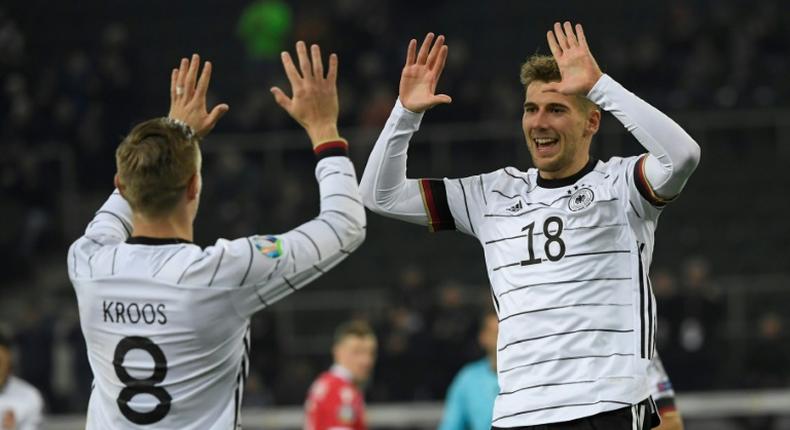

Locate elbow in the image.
[678,139,701,176]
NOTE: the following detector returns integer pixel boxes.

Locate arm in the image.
[655,411,684,430]
[545,22,700,204]
[221,42,364,316]
[359,33,452,228]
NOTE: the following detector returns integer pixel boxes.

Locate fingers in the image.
[296,41,313,81]
[563,21,578,47]
[170,68,178,103]
[553,22,569,51]
[270,86,292,111]
[416,32,435,65]
[327,53,338,86]
[176,57,188,98]
[432,94,452,105]
[194,61,213,102]
[206,103,230,128]
[280,51,302,90]
[547,30,562,58]
[426,35,445,70]
[433,45,449,87]
[406,39,417,66]
[185,53,200,99]
[575,23,588,48]
[311,44,324,79]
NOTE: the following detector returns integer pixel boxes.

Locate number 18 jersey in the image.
[420,156,663,427]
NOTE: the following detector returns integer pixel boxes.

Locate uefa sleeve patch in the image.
[252,235,283,258]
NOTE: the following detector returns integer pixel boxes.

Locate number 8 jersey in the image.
[418,154,663,428]
[67,154,365,430]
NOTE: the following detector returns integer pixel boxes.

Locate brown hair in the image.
[519,54,598,112]
[115,118,200,218]
[333,320,376,345]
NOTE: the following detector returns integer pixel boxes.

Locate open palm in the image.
[399,33,452,113]
[543,22,603,96]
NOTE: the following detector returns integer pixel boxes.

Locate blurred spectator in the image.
[0,330,44,430]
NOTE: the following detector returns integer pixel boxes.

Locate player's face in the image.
[522,81,599,179]
[334,335,377,385]
[0,347,10,386]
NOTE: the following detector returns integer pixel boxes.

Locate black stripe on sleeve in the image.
[457,179,476,235]
[294,229,321,260]
[634,155,670,207]
[95,210,131,236]
[317,219,343,247]
[209,247,226,286]
[239,238,255,286]
[479,175,487,205]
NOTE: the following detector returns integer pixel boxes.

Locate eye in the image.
[524,105,537,113]
[549,106,565,114]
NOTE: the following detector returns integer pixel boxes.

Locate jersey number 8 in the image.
[113,336,172,424]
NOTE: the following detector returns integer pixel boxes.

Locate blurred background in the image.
[1,0,789,428]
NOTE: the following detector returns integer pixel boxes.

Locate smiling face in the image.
[522,81,600,179]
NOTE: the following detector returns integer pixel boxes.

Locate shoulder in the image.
[8,376,44,407]
[455,359,488,383]
[599,156,641,176]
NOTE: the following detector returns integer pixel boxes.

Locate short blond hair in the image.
[115,118,200,218]
[333,320,375,345]
[520,54,598,112]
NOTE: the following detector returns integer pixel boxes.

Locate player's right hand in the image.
[398,33,452,113]
[168,53,230,138]
[271,41,340,147]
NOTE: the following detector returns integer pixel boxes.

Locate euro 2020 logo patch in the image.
[252,235,283,258]
[568,187,595,212]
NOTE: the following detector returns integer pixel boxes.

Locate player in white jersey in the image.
[67,43,365,429]
[360,22,700,429]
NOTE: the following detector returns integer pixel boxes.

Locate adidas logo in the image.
[506,200,523,212]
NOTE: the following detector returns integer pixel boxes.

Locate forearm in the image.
[359,100,430,225]
[587,75,700,200]
[655,411,684,430]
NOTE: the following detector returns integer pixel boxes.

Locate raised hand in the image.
[168,54,230,138]
[271,41,340,146]
[543,22,603,96]
[399,33,452,113]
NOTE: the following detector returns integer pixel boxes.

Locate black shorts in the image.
[492,398,659,430]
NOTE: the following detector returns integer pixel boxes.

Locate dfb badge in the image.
[568,187,594,212]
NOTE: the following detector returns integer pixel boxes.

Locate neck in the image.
[132,212,193,242]
[538,153,590,180]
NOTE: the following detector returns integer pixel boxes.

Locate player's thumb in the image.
[270,87,291,111]
[433,94,452,105]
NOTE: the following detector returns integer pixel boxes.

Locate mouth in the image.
[532,137,559,155]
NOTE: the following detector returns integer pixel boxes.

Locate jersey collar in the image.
[126,236,193,245]
[330,364,353,382]
[536,158,598,189]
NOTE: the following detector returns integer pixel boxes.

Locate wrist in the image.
[313,138,349,160]
[306,124,340,147]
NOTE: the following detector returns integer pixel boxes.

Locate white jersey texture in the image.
[68,155,365,430]
[360,74,699,427]
[0,375,44,430]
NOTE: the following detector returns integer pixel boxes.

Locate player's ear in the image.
[186,173,200,201]
[114,174,126,197]
[584,106,601,137]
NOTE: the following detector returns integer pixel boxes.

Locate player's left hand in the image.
[542,22,603,96]
[168,54,230,138]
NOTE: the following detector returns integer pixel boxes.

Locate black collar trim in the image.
[536,159,597,189]
[126,236,192,245]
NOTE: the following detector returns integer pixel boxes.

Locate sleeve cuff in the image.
[586,73,620,107]
[395,99,426,122]
[314,138,349,160]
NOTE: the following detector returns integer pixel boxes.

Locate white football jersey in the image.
[419,154,663,427]
[68,155,365,430]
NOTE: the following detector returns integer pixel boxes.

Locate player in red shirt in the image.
[304,321,377,430]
